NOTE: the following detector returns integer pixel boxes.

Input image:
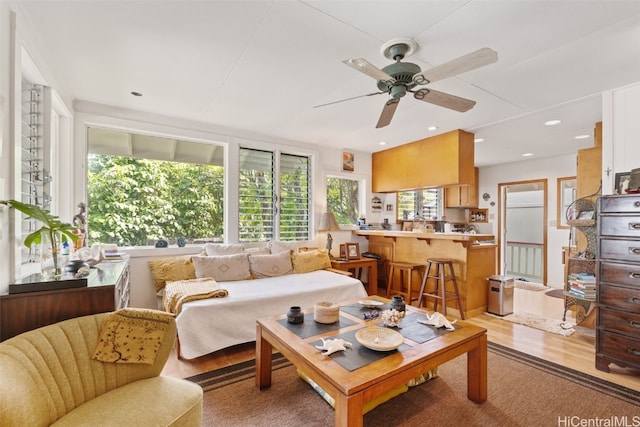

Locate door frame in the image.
[497,179,548,284]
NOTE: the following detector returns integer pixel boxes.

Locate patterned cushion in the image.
[269,240,304,254]
[92,308,174,364]
[148,255,196,292]
[203,243,245,256]
[193,253,251,281]
[249,251,293,278]
[291,249,331,274]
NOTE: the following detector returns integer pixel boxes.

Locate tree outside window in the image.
[327,177,361,225]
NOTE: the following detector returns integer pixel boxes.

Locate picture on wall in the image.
[342,152,354,172]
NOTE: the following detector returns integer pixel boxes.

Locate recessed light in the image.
[131,91,143,97]
[544,119,561,126]
[474,138,484,143]
[574,134,590,140]
[379,141,386,146]
[428,126,438,131]
[522,153,533,157]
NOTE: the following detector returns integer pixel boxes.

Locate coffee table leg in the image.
[255,324,273,390]
[334,393,363,427]
[467,333,488,403]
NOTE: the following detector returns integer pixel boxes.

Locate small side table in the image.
[330,257,378,296]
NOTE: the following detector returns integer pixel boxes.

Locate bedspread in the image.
[175,269,367,359]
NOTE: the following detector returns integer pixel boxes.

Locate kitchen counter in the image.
[353,230,495,248]
[353,230,497,318]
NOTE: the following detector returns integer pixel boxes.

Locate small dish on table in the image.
[358,299,384,309]
[356,326,404,351]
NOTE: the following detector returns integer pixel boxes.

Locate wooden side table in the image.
[330,257,378,296]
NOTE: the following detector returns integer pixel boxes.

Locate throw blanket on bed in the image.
[163,277,229,315]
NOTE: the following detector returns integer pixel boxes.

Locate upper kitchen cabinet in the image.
[372,130,475,193]
[445,167,479,208]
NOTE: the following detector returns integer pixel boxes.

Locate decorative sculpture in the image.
[418,312,457,331]
[315,338,352,356]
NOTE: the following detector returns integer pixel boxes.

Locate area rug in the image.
[545,288,565,299]
[188,342,639,427]
[486,311,576,336]
[514,279,547,292]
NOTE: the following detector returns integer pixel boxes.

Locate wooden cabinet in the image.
[372,130,475,193]
[596,195,640,373]
[0,259,130,341]
[446,168,478,208]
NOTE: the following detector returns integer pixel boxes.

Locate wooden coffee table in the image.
[256,296,487,427]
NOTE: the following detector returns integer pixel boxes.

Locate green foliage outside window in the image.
[87,155,224,246]
[327,177,359,225]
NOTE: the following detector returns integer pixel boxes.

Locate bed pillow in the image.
[148,255,196,292]
[203,243,245,256]
[291,249,331,274]
[249,251,293,279]
[193,253,251,282]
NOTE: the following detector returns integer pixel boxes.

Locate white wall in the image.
[478,154,577,288]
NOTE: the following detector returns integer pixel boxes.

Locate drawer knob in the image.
[630,320,640,329]
[632,223,640,230]
[636,201,640,208]
[629,296,640,305]
[630,272,640,279]
[630,247,640,255]
[630,348,640,356]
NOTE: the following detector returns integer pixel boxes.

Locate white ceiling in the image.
[16,0,640,166]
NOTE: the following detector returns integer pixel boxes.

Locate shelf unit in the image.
[469,208,488,223]
[563,197,597,323]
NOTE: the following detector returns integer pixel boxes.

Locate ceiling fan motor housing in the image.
[377,61,421,96]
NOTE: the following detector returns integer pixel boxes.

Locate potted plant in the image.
[1,199,79,277]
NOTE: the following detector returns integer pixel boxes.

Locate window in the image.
[86,128,224,246]
[239,148,310,242]
[396,189,443,221]
[326,176,362,225]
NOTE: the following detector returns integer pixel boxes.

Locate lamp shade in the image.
[318,212,340,231]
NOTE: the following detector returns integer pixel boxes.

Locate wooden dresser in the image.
[596,195,640,372]
[0,258,130,341]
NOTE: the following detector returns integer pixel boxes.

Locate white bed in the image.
[175,269,368,359]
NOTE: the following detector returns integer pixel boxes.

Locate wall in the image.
[478,154,576,288]
[603,82,640,193]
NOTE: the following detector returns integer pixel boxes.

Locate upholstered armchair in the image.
[0,309,202,426]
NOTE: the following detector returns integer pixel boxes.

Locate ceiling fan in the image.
[316,39,498,128]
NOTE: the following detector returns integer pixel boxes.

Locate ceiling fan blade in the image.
[376,98,400,128]
[413,88,476,112]
[413,47,498,85]
[343,58,395,83]
[313,91,385,108]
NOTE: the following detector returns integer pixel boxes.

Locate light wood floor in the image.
[162,287,640,392]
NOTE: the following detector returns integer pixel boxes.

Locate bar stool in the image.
[386,261,424,306]
[418,258,465,319]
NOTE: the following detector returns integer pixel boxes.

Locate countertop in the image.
[352,230,496,245]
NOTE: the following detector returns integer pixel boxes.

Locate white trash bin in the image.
[487,275,514,316]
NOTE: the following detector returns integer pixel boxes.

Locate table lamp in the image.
[318,212,340,258]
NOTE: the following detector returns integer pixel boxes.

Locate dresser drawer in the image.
[600,284,640,311]
[599,195,640,213]
[597,330,640,367]
[599,307,640,337]
[599,238,640,262]
[599,261,640,287]
[599,214,640,237]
